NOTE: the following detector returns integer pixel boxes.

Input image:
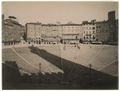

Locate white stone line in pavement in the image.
[3,45,27,49]
[87,45,116,68]
[89,45,105,64]
[11,47,39,71]
[98,59,117,71]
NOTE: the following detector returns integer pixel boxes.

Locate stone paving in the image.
[2,44,118,76]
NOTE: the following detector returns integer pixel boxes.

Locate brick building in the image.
[96,11,118,44]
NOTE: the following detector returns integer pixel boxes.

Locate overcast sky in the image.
[2,2,118,25]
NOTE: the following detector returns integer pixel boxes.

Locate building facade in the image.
[61,24,82,44]
[26,23,83,44]
[26,11,118,45]
[96,11,118,44]
[96,21,110,43]
[41,24,61,44]
[26,23,42,44]
[82,20,96,43]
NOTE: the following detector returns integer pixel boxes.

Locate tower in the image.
[108,11,116,42]
[108,11,115,21]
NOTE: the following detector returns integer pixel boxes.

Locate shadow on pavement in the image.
[2,46,118,89]
[28,46,118,89]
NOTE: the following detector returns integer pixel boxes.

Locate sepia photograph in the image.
[2,1,118,89]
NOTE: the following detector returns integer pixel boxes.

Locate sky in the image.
[2,2,118,25]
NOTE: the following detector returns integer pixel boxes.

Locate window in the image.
[92,27,95,30]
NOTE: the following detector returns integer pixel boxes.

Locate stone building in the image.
[26,23,83,44]
[26,11,118,45]
[26,23,61,44]
[41,24,61,44]
[25,23,42,44]
[61,24,82,44]
[82,20,96,43]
